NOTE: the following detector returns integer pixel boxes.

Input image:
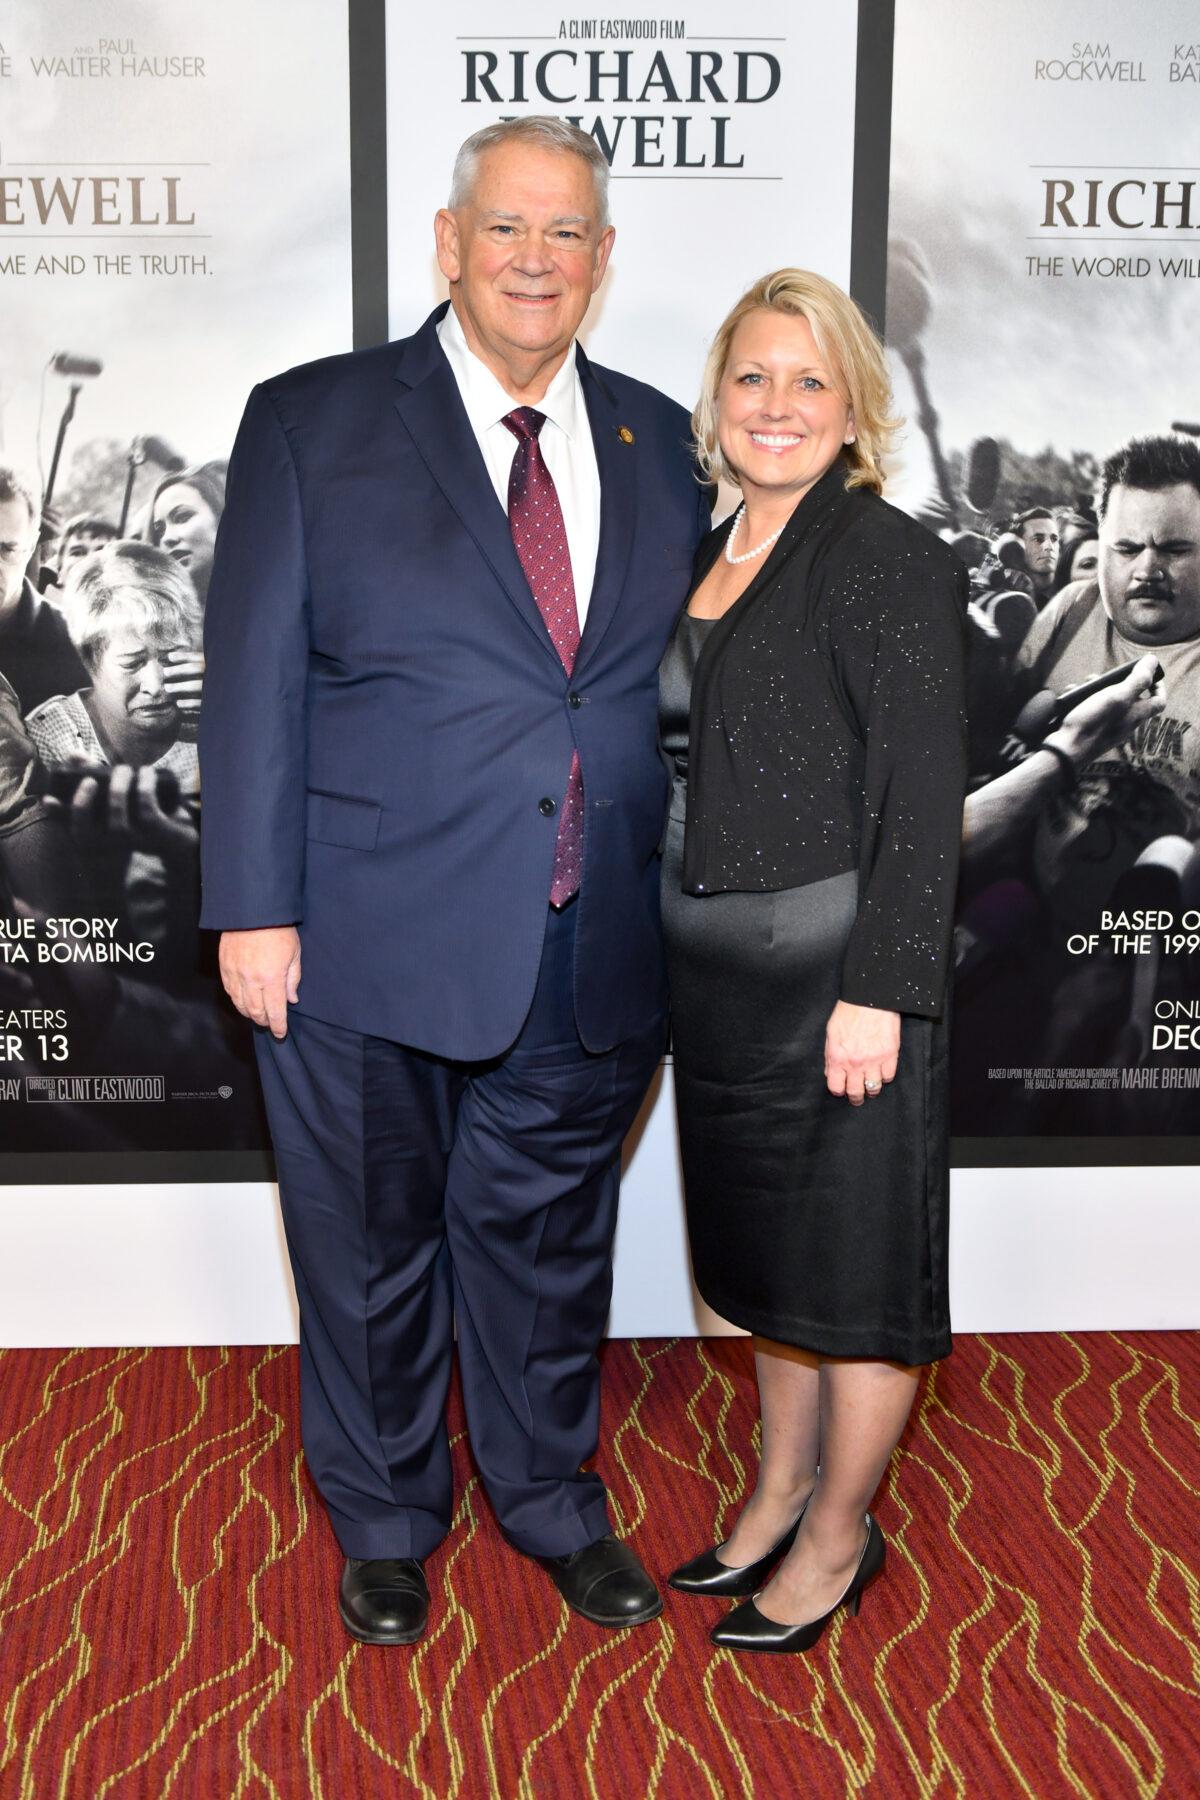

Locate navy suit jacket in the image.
[199,304,709,1058]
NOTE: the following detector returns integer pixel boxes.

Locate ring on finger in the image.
[864,1076,883,1095]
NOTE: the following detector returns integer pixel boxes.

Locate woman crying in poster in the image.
[23,540,204,975]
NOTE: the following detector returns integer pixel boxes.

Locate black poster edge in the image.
[951,1136,1200,1170]
[349,0,389,348]
[0,1151,275,1185]
[848,0,895,333]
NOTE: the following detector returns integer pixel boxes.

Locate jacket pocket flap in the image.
[306,789,381,851]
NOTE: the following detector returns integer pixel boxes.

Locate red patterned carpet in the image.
[1,1333,1198,1798]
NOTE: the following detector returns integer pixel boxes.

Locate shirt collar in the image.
[437,302,581,440]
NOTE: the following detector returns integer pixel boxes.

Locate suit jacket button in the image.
[568,692,582,709]
[538,796,557,816]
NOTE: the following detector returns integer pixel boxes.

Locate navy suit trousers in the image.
[256,899,665,1561]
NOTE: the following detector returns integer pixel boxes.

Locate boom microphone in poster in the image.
[886,0,1200,1158]
[0,1,351,1173]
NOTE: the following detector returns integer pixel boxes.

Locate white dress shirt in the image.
[437,304,601,626]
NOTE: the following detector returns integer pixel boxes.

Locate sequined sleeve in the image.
[831,539,968,1018]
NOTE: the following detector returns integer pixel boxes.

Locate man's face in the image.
[434,143,614,379]
[1099,483,1200,645]
[1019,515,1059,578]
[0,495,38,609]
[59,527,113,571]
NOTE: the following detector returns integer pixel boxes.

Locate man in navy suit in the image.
[199,118,708,1643]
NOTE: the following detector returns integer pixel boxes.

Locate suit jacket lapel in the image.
[392,307,564,672]
[575,346,636,678]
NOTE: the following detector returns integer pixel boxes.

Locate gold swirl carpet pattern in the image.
[0,1333,1197,1797]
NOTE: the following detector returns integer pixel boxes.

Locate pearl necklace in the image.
[724,504,785,566]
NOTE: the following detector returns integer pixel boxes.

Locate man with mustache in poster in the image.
[962,436,1200,878]
[1006,434,1200,880]
[957,435,1200,1132]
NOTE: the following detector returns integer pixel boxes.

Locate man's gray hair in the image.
[0,466,40,529]
[448,116,611,230]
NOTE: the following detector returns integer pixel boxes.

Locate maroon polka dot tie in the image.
[503,406,584,907]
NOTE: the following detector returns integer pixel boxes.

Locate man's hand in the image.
[825,999,901,1106]
[1048,653,1164,767]
[218,926,301,1038]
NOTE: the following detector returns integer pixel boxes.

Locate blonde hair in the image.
[693,270,900,495]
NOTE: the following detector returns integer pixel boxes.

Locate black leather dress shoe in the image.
[668,1513,804,1599]
[535,1534,663,1627]
[338,1557,429,1645]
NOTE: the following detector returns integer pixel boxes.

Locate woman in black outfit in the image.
[660,271,968,1655]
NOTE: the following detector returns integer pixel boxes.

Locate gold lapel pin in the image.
[617,425,635,445]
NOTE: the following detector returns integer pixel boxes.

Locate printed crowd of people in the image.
[945,432,1200,1128]
[0,454,264,1144]
[0,459,224,922]
[2,398,1198,1143]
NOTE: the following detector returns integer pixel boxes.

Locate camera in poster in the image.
[0,1,352,1173]
[887,0,1200,1157]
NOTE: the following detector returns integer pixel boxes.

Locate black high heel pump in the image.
[667,1509,806,1600]
[709,1512,885,1654]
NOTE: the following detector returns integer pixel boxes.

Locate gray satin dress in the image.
[659,611,952,1365]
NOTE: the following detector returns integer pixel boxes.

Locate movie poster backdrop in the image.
[886,0,1200,1163]
[0,1,353,1176]
[11,0,1191,1187]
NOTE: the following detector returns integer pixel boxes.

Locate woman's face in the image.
[153,482,218,582]
[89,623,182,750]
[716,308,855,506]
[1069,537,1099,583]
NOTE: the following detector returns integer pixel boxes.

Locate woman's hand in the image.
[824,999,900,1105]
[161,651,204,727]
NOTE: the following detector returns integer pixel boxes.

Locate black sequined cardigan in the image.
[680,460,968,1018]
